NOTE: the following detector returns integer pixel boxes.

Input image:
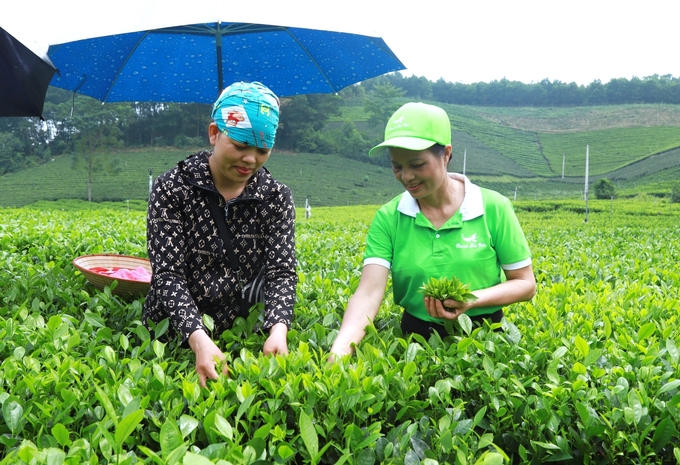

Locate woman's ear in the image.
[208,122,219,145]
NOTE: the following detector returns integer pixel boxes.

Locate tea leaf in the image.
[504,321,522,344]
[457,337,474,352]
[474,452,505,465]
[403,361,417,380]
[531,440,561,450]
[411,437,429,459]
[214,414,234,440]
[235,393,255,424]
[626,390,643,425]
[652,416,677,452]
[299,410,319,460]
[574,335,589,358]
[202,314,215,333]
[473,407,488,428]
[405,342,423,363]
[277,444,295,461]
[115,409,144,448]
[659,380,680,395]
[477,432,494,450]
[603,315,612,339]
[667,339,679,364]
[160,419,182,456]
[583,348,602,367]
[547,364,560,384]
[152,362,166,384]
[356,449,376,464]
[638,322,656,341]
[183,452,214,465]
[404,449,420,465]
[94,385,118,427]
[179,415,199,439]
[138,445,163,464]
[482,356,495,377]
[552,346,568,359]
[2,398,24,435]
[45,448,66,465]
[167,445,189,464]
[153,340,166,359]
[575,402,590,425]
[51,423,71,448]
[458,314,472,335]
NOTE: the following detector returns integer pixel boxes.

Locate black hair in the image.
[429,143,452,164]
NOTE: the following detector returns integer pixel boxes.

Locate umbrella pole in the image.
[70,74,88,117]
[215,23,223,95]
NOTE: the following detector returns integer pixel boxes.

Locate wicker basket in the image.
[73,254,152,296]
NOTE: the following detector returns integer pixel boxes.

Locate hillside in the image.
[2,103,680,207]
[0,148,405,208]
[338,102,680,180]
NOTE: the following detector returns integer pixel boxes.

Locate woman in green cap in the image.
[330,102,536,357]
[143,81,297,387]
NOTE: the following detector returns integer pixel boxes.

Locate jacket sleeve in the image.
[146,175,207,345]
[261,185,297,330]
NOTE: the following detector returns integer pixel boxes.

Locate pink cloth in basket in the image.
[107,266,151,282]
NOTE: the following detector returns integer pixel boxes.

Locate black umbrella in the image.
[0,26,57,119]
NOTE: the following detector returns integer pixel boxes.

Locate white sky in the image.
[3,0,678,86]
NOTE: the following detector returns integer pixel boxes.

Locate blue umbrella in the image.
[0,26,57,118]
[47,22,405,103]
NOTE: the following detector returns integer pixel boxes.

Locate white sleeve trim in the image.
[501,257,532,271]
[364,257,391,270]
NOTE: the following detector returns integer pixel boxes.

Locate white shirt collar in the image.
[397,173,484,221]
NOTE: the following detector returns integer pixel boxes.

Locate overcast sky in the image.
[3,0,677,86]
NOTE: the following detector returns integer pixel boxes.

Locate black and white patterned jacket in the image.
[142,151,297,345]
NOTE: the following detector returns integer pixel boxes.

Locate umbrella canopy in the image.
[47,22,405,103]
[0,26,57,118]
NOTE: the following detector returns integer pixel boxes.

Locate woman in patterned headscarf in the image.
[143,81,297,387]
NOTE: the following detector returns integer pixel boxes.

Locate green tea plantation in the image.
[1,198,679,464]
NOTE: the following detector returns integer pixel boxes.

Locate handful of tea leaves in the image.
[420,276,478,303]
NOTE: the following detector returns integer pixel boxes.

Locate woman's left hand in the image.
[424,296,472,320]
[263,322,289,356]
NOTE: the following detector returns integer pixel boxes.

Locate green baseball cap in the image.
[368,102,451,156]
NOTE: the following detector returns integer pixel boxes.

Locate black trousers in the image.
[401,309,504,339]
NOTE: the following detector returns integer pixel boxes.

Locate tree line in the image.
[2,73,680,178]
[387,73,680,106]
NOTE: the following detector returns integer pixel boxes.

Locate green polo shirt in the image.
[364,174,532,322]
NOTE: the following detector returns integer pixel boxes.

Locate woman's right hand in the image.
[424,296,472,320]
[329,264,390,360]
[188,329,229,387]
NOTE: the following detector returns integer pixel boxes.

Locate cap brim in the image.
[368,136,436,157]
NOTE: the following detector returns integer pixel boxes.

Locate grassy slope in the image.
[454,103,680,179]
[2,103,680,207]
[0,147,404,208]
[328,102,680,196]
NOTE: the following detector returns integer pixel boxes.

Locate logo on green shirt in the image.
[457,234,487,250]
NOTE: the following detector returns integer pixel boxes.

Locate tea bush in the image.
[1,199,679,464]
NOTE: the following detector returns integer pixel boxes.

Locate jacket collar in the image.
[397,173,484,221]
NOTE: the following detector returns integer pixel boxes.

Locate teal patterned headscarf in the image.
[211,81,280,149]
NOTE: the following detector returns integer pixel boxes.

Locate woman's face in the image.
[208,123,271,188]
[389,146,450,199]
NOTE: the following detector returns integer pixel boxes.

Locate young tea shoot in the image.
[420,276,478,304]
